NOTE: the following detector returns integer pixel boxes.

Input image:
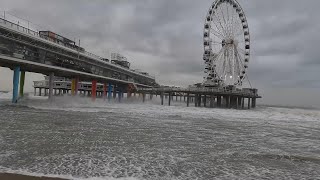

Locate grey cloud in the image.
[1,0,320,106]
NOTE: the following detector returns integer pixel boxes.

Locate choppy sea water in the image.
[0,92,320,180]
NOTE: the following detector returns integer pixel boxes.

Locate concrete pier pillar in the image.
[238,97,242,107]
[150,93,153,100]
[113,86,117,99]
[103,83,107,101]
[236,97,239,109]
[19,71,25,98]
[75,77,79,95]
[210,95,214,108]
[195,94,198,107]
[198,94,202,107]
[71,77,79,96]
[217,96,222,108]
[187,93,190,107]
[34,88,36,96]
[142,93,146,103]
[184,95,186,102]
[242,97,245,109]
[71,79,76,96]
[44,89,48,96]
[48,72,54,101]
[91,80,97,101]
[203,95,207,107]
[12,66,20,103]
[161,92,164,105]
[225,96,230,108]
[118,88,122,102]
[248,98,251,109]
[108,83,112,101]
[252,98,256,108]
[168,93,171,106]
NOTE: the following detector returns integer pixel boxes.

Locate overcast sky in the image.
[0,0,319,107]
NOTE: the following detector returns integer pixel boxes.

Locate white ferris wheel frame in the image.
[203,0,250,87]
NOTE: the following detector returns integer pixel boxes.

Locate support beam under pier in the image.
[12,67,20,103]
[19,71,25,98]
[48,72,54,101]
[91,80,97,101]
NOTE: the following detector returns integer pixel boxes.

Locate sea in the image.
[0,92,319,180]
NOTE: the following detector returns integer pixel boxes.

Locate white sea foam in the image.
[1,92,320,179]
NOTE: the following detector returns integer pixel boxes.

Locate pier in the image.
[0,15,156,103]
[2,10,262,109]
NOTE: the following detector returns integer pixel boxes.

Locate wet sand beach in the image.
[0,173,67,180]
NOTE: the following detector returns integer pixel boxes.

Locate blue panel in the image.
[12,66,20,103]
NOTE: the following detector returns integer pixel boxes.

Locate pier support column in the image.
[71,79,76,96]
[48,72,54,101]
[210,95,214,108]
[91,80,97,101]
[142,93,146,103]
[12,67,20,103]
[242,97,245,109]
[113,85,117,99]
[103,83,107,101]
[235,97,239,109]
[252,98,256,108]
[118,88,122,102]
[248,98,251,109]
[217,96,222,108]
[203,95,207,107]
[198,94,202,107]
[161,92,164,105]
[19,71,25,98]
[75,77,79,95]
[187,93,190,107]
[168,93,171,106]
[238,97,242,107]
[34,88,36,96]
[108,83,112,101]
[195,94,198,107]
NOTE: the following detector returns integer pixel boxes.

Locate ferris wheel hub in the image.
[222,39,237,47]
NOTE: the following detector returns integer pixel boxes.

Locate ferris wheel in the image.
[203,0,250,87]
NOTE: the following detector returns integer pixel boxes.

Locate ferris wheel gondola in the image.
[203,0,250,87]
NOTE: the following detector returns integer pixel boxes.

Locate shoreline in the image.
[0,173,69,180]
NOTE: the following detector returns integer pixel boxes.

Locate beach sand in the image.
[0,173,68,180]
